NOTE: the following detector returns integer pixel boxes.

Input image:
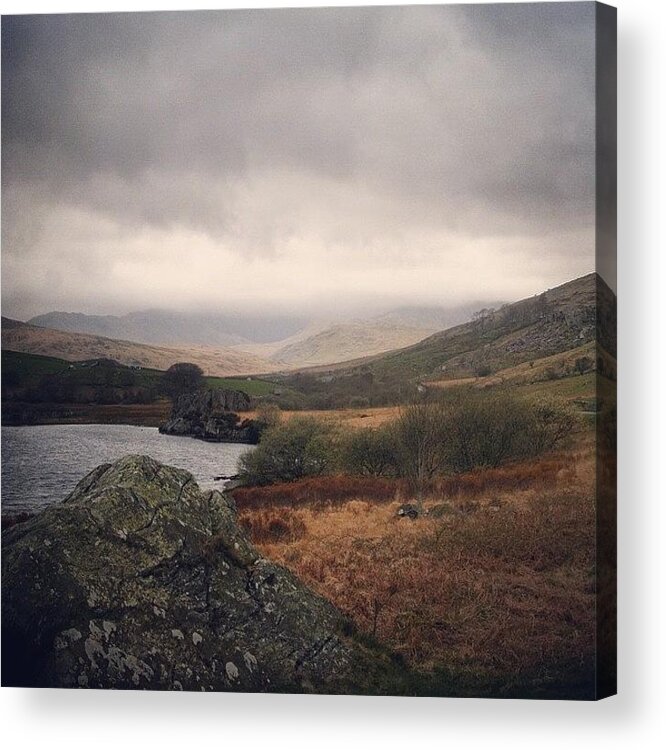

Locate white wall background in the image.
[1,1,664,748]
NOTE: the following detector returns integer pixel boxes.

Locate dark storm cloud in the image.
[1,3,597,318]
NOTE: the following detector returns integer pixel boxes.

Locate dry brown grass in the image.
[235,438,598,695]
[238,509,307,544]
[234,475,402,510]
[243,405,401,430]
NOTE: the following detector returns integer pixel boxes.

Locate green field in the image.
[515,372,598,402]
[2,350,70,386]
[205,375,281,396]
[2,349,284,399]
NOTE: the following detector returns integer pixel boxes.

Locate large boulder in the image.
[1,455,398,692]
[159,389,259,443]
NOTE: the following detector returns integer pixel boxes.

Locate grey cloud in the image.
[1,4,598,318]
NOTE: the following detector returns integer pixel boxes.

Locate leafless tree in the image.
[393,402,446,514]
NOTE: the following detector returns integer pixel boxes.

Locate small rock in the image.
[225,661,239,681]
[397,503,419,520]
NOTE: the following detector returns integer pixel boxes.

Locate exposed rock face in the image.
[1,455,396,692]
[159,389,259,443]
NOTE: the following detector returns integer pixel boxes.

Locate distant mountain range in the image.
[27,310,309,347]
[267,321,437,367]
[2,275,614,383]
[20,302,498,370]
[261,302,501,367]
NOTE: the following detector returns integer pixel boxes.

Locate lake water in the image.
[1,424,251,515]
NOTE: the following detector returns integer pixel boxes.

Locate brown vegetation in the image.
[1,317,276,376]
[243,405,401,430]
[235,439,597,696]
[234,474,401,510]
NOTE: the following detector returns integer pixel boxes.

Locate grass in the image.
[205,375,282,397]
[1,349,70,385]
[3,349,282,399]
[234,436,599,698]
[243,405,401,428]
[514,372,598,402]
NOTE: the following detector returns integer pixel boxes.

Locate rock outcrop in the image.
[159,389,260,443]
[1,455,398,692]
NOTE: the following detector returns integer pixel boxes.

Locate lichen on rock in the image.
[1,454,398,693]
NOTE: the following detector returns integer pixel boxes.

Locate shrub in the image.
[255,402,282,431]
[527,398,577,455]
[238,417,338,486]
[339,426,397,477]
[437,392,527,472]
[161,362,204,399]
[392,402,448,506]
[474,364,492,377]
[574,356,595,375]
[438,391,575,473]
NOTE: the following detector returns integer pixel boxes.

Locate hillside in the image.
[261,302,500,366]
[329,273,611,380]
[269,321,436,367]
[1,318,276,377]
[26,302,497,369]
[373,301,503,331]
[275,273,616,407]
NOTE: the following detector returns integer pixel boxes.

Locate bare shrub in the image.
[438,391,576,473]
[392,402,447,511]
[339,425,397,477]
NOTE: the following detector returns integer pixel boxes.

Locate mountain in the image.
[284,273,615,385]
[373,302,503,331]
[26,302,500,368]
[27,310,308,346]
[1,318,277,377]
[268,321,437,367]
[263,302,503,367]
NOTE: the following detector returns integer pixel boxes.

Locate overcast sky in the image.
[2,3,597,321]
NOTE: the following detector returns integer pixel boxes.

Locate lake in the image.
[1,424,251,515]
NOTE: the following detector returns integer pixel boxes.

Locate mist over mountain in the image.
[374,302,505,331]
[24,301,500,368]
[27,310,310,346]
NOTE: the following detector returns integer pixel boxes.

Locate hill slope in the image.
[269,321,437,367]
[1,318,276,377]
[356,273,611,380]
[276,273,616,405]
[240,303,497,367]
[28,303,497,368]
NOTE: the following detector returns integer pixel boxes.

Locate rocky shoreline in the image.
[159,389,262,443]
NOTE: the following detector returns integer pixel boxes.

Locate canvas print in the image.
[1,3,616,699]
